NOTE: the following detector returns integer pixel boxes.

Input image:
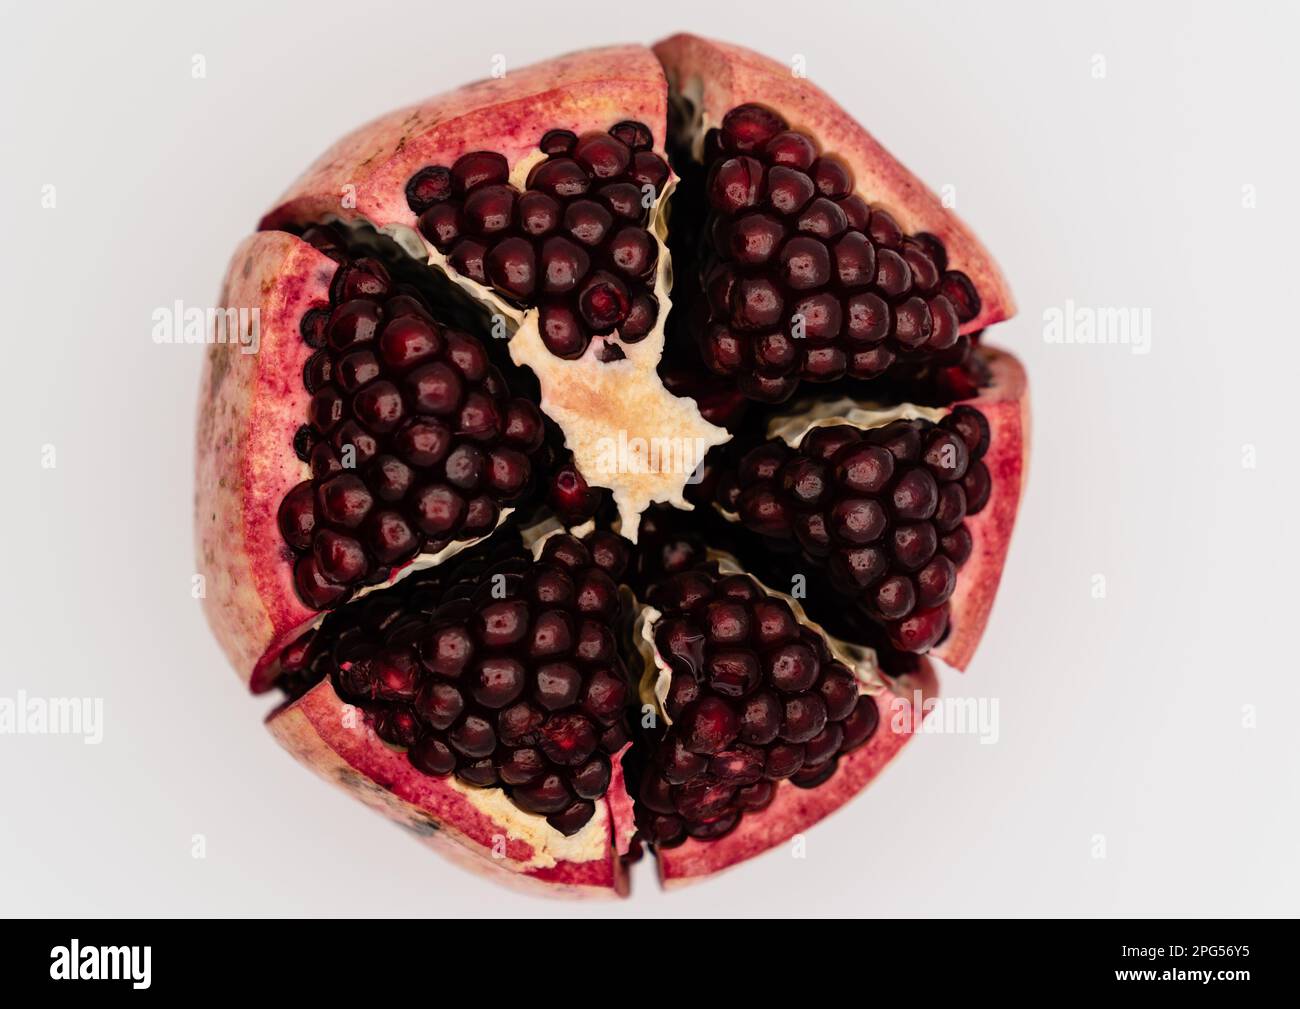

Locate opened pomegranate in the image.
[196,34,1028,896]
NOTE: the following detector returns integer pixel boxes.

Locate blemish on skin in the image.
[399,817,440,838]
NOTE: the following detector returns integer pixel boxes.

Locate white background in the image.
[2,0,1297,917]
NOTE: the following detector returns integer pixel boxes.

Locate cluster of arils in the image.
[712,407,992,652]
[279,230,548,609]
[635,565,880,846]
[692,104,982,402]
[408,122,671,361]
[287,532,634,835]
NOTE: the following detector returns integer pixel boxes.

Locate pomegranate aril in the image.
[721,104,786,153]
[621,293,658,341]
[630,150,670,194]
[766,166,815,216]
[573,131,631,179]
[411,484,464,536]
[529,158,590,199]
[765,130,817,169]
[608,226,657,280]
[367,510,418,565]
[462,184,516,237]
[378,316,441,371]
[598,181,645,221]
[451,151,508,194]
[332,258,391,302]
[313,528,369,584]
[779,236,831,289]
[962,460,992,514]
[419,203,463,251]
[278,481,316,550]
[539,302,589,359]
[538,236,591,295]
[293,555,350,610]
[578,271,630,332]
[609,120,653,150]
[448,238,489,284]
[709,156,765,213]
[409,736,456,775]
[300,307,330,348]
[939,270,981,322]
[395,419,451,467]
[548,800,595,836]
[406,165,452,213]
[485,236,536,300]
[539,129,577,156]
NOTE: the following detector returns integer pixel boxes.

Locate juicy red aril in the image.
[332,258,391,302]
[765,130,817,169]
[608,227,657,279]
[313,529,369,584]
[540,303,589,359]
[540,236,591,294]
[463,184,516,236]
[721,104,785,153]
[729,213,786,265]
[573,132,631,179]
[367,511,418,564]
[451,151,509,194]
[780,236,831,289]
[406,362,462,415]
[406,166,452,213]
[378,316,441,371]
[419,203,462,251]
[518,191,561,236]
[578,272,630,332]
[278,481,316,550]
[486,237,536,299]
[709,157,764,213]
[448,239,488,283]
[539,129,577,156]
[767,166,815,216]
[530,158,591,199]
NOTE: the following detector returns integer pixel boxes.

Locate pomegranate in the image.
[196,35,1027,896]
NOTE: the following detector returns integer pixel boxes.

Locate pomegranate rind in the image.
[195,231,329,689]
[655,681,915,886]
[260,46,668,233]
[267,681,633,897]
[652,33,1016,333]
[933,347,1029,670]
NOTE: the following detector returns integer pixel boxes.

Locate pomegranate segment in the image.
[653,33,1014,336]
[635,563,893,846]
[410,126,670,360]
[197,34,1027,896]
[680,103,983,402]
[278,531,636,836]
[709,408,992,653]
[280,228,548,610]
